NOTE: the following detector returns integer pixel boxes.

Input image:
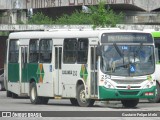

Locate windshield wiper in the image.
[113,43,123,58]
[135,42,143,57]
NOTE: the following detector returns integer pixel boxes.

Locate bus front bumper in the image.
[99,86,156,100]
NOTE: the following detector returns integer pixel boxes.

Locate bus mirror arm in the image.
[96,45,102,56]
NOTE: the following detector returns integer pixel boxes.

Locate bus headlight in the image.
[143,81,155,89]
[104,81,115,89]
[150,81,153,85]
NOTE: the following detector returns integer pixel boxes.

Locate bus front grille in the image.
[112,79,146,84]
[119,91,139,96]
[116,86,141,89]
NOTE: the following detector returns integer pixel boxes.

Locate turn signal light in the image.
[145,92,154,96]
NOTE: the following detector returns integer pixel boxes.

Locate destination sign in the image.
[101,33,153,43]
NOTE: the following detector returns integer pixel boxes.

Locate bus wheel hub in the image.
[31,88,36,100]
[80,90,86,103]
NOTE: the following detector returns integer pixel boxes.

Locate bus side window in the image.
[63,38,77,64]
[29,39,39,63]
[39,39,52,63]
[77,38,88,64]
[155,48,159,63]
[9,39,19,63]
[155,39,160,63]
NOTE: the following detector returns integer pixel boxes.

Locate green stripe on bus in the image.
[27,63,39,83]
[99,86,156,99]
[8,63,19,82]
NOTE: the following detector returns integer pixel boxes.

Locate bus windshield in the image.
[100,44,155,76]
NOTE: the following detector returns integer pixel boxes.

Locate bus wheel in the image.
[12,93,18,98]
[70,98,78,106]
[30,82,43,104]
[121,99,139,108]
[76,84,95,107]
[6,91,12,97]
[0,82,2,91]
[148,82,160,103]
[42,97,49,104]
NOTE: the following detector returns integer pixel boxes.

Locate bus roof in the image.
[9,30,99,39]
[151,31,160,38]
[8,29,150,39]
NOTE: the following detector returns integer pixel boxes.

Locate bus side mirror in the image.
[155,48,159,63]
[96,45,102,56]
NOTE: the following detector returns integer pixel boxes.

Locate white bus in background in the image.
[4,29,156,107]
[142,29,160,103]
[149,31,160,103]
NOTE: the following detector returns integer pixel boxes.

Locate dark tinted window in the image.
[63,38,77,63]
[154,38,160,61]
[39,39,52,63]
[29,39,39,63]
[63,38,89,64]
[9,39,19,63]
[77,39,88,64]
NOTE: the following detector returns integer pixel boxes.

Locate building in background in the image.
[0,0,160,24]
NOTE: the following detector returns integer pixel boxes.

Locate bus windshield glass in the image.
[100,44,155,76]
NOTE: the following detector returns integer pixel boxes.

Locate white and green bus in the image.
[4,29,156,107]
[148,31,160,103]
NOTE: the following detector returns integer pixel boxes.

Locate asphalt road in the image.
[0,91,160,120]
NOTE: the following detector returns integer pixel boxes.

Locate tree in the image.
[55,1,124,28]
[54,10,92,25]
[28,2,124,28]
[28,12,53,24]
[90,1,124,28]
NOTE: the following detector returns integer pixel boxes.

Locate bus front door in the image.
[54,46,62,96]
[90,46,98,98]
[20,46,28,95]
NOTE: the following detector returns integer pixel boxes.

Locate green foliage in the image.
[0,12,3,17]
[0,31,9,36]
[55,1,124,28]
[28,12,53,24]
[27,2,124,28]
[55,10,92,25]
[17,20,24,24]
[90,1,124,28]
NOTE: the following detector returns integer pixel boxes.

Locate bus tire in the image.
[70,98,78,106]
[30,82,43,104]
[121,99,139,108]
[0,82,2,91]
[41,97,49,104]
[12,93,18,98]
[6,91,12,97]
[148,82,160,103]
[76,84,95,107]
